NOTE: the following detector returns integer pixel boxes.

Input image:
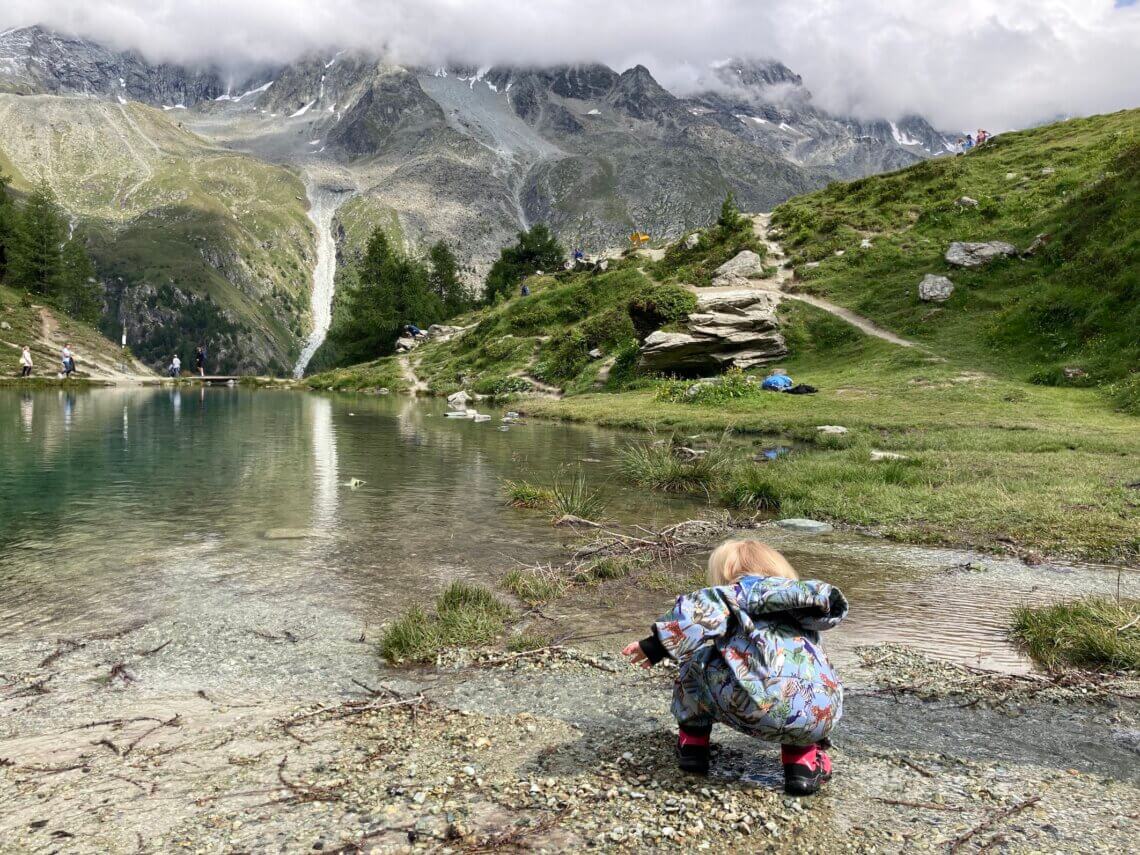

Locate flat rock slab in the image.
[775,518,834,534]
[945,241,1017,268]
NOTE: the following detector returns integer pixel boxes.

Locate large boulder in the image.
[447,390,471,410]
[918,274,955,302]
[711,250,763,286]
[638,290,786,374]
[944,241,1017,268]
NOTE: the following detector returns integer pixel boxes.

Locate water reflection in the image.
[0,388,1133,679]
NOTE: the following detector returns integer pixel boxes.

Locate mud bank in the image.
[2,636,1137,854]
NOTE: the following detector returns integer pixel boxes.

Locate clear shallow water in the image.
[1,388,1133,686]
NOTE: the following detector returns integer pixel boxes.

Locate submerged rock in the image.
[447,390,471,410]
[263,528,330,540]
[918,274,954,302]
[776,519,833,534]
[944,241,1017,268]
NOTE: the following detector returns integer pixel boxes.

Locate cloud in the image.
[1,0,1137,130]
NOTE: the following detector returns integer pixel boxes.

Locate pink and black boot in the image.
[781,742,833,796]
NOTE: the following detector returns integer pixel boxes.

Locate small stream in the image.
[294,181,351,378]
[0,388,1135,699]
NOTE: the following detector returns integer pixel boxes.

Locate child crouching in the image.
[622,539,847,795]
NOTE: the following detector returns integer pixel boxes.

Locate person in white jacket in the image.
[19,346,33,378]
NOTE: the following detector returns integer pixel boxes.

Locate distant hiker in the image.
[963,134,974,152]
[19,346,33,378]
[520,283,531,297]
[402,324,426,340]
[195,345,206,377]
[573,248,585,261]
[169,355,181,378]
[761,369,794,392]
[622,540,846,796]
[61,345,74,378]
[954,137,965,156]
[976,128,988,145]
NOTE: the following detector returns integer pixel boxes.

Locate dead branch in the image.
[874,797,964,811]
[274,754,345,804]
[282,694,428,727]
[947,795,1041,852]
[136,640,171,657]
[4,675,54,698]
[123,714,181,755]
[89,620,148,641]
[93,738,121,755]
[80,716,164,730]
[39,639,84,668]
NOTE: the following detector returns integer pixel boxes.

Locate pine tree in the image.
[60,237,102,322]
[483,224,564,304]
[428,241,468,315]
[0,171,15,282]
[9,178,67,297]
[717,191,745,235]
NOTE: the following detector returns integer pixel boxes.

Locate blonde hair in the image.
[707,539,798,586]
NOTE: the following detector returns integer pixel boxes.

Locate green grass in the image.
[550,468,608,521]
[772,109,1140,384]
[378,582,511,663]
[502,565,571,605]
[304,357,407,393]
[528,308,1140,560]
[617,440,735,494]
[1011,599,1140,672]
[502,479,556,510]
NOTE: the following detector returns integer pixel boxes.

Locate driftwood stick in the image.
[873,797,964,811]
[948,795,1041,852]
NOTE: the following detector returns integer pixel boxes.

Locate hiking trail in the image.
[686,214,919,350]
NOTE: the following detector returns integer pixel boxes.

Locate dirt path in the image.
[690,214,920,350]
[398,353,429,395]
[31,306,154,382]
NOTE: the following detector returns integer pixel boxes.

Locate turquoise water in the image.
[1,387,1132,681]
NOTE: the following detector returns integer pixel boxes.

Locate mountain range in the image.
[0,25,955,373]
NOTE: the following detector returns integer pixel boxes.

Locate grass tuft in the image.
[502,479,555,509]
[550,468,607,520]
[1010,598,1140,672]
[618,441,735,494]
[379,582,511,663]
[501,566,571,605]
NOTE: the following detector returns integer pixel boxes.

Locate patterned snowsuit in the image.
[652,576,847,746]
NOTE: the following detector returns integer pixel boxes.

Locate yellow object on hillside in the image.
[629,231,650,245]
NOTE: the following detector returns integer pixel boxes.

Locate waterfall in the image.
[293,182,349,378]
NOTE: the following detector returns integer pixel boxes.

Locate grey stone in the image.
[638,290,786,373]
[1041,167,1055,175]
[588,348,603,359]
[918,274,955,302]
[447,390,470,410]
[0,321,10,330]
[955,196,979,207]
[944,241,1017,268]
[395,336,416,352]
[816,425,848,435]
[684,233,700,249]
[1022,233,1051,256]
[776,518,833,534]
[870,450,908,461]
[711,250,763,286]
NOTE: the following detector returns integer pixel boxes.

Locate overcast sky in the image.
[2,1,1137,130]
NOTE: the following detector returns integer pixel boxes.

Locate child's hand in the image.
[622,641,651,669]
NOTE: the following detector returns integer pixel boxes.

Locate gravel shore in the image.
[2,635,1137,853]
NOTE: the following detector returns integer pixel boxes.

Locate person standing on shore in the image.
[169,354,182,378]
[19,346,33,377]
[61,344,74,378]
[195,345,206,377]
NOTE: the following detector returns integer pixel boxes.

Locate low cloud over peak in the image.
[2,0,1136,130]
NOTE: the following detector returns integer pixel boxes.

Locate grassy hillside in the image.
[0,95,314,373]
[772,109,1139,394]
[308,111,1139,561]
[0,283,151,381]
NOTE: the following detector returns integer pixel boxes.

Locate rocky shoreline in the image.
[2,634,1137,853]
